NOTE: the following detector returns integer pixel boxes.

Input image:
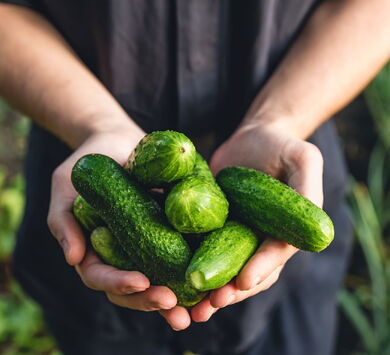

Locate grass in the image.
[338,62,390,355]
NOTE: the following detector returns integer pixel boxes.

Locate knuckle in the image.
[46,214,59,238]
[51,165,67,184]
[302,142,323,166]
[51,165,71,191]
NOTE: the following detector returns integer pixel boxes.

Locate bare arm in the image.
[193,0,390,322]
[244,0,390,139]
[0,4,143,148]
[0,4,185,326]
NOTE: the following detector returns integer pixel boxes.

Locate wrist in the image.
[238,111,308,139]
[71,113,145,149]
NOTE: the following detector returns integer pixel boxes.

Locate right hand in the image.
[47,128,190,329]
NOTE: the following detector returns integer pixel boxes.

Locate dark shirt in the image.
[1,1,352,354]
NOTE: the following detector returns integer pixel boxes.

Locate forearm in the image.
[244,0,390,139]
[0,4,144,149]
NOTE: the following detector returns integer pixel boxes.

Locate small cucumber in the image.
[165,153,229,233]
[90,227,137,271]
[192,152,215,182]
[73,195,105,232]
[186,221,258,291]
[126,130,196,186]
[165,176,229,233]
[217,167,334,252]
[71,154,204,306]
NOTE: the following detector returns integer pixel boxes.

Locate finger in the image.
[47,167,85,265]
[75,249,150,294]
[209,281,237,308]
[159,306,191,331]
[236,238,298,291]
[210,265,283,308]
[107,286,177,311]
[282,141,324,207]
[191,296,219,323]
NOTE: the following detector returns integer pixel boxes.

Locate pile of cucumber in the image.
[71,130,334,307]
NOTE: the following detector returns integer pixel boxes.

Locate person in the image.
[0,1,389,354]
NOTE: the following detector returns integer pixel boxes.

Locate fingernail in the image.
[227,294,236,306]
[172,327,181,331]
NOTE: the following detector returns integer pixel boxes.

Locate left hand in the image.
[167,120,323,325]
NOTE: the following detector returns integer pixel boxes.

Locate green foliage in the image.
[0,168,25,261]
[338,62,390,355]
[365,64,390,150]
[0,282,59,355]
[0,97,59,354]
[0,167,60,354]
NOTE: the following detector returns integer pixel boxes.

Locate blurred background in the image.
[0,63,389,355]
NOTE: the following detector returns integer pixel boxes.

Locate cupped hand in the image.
[46,128,184,323]
[189,121,324,323]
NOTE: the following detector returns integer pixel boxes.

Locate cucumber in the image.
[164,153,229,233]
[71,154,204,306]
[186,221,258,291]
[91,227,137,271]
[165,176,229,233]
[192,152,215,182]
[165,280,207,307]
[73,195,105,232]
[90,227,204,306]
[217,167,334,252]
[126,130,196,186]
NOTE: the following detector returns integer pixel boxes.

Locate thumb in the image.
[47,167,86,265]
[282,141,324,208]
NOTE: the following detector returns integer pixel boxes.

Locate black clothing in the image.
[1,1,352,354]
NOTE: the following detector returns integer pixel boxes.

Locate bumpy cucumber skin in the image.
[71,154,191,284]
[217,167,334,252]
[91,227,137,271]
[73,195,105,232]
[90,227,205,307]
[165,176,229,233]
[166,280,206,307]
[186,221,258,291]
[126,130,196,186]
[192,153,215,182]
[90,225,205,303]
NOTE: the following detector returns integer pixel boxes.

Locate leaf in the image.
[338,289,377,352]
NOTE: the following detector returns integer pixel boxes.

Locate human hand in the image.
[47,128,185,320]
[188,120,324,322]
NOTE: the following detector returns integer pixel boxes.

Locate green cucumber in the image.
[126,130,196,186]
[217,167,334,252]
[71,153,204,306]
[90,227,137,271]
[164,153,229,233]
[192,152,215,182]
[90,227,204,306]
[73,195,105,232]
[165,176,229,233]
[186,221,258,291]
[165,280,206,307]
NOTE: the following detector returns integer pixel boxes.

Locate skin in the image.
[0,0,389,331]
